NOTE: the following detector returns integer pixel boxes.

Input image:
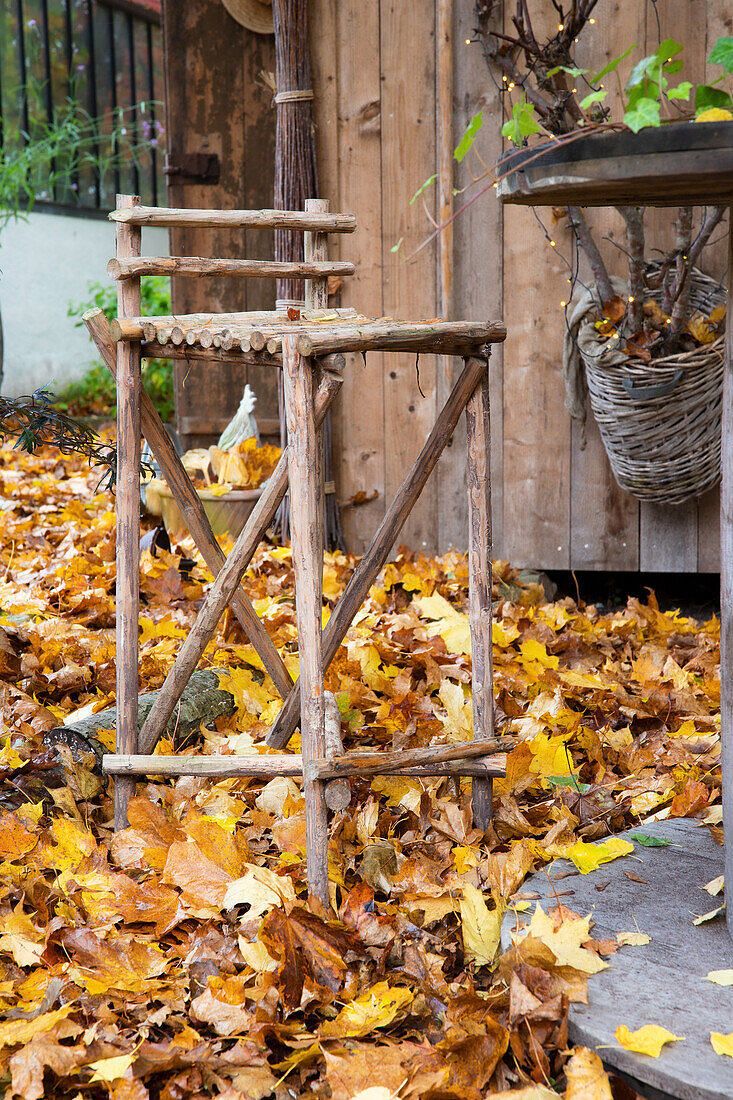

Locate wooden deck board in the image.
[501,821,733,1100]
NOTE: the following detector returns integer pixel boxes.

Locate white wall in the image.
[0,209,169,397]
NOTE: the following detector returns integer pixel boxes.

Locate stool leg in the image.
[114,194,142,830]
[282,336,329,905]
[465,357,494,830]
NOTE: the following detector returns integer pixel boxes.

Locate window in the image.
[0,0,166,212]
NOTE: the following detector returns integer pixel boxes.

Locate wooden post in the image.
[282,334,329,905]
[304,198,329,312]
[465,355,494,830]
[722,208,733,941]
[114,194,142,829]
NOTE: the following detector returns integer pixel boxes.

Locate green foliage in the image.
[0,97,157,228]
[501,95,541,145]
[694,84,733,114]
[61,278,175,422]
[496,35,733,148]
[454,110,484,162]
[629,832,671,848]
[708,36,733,73]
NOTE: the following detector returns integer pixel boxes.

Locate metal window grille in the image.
[0,0,165,212]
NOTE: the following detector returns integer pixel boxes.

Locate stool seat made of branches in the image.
[92,194,508,905]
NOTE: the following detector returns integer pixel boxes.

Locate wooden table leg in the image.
[465,356,494,830]
[282,334,329,906]
[722,209,733,941]
[114,194,142,829]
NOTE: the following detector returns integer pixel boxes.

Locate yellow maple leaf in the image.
[453,845,479,874]
[703,874,724,896]
[86,1052,136,1083]
[413,593,471,655]
[460,883,503,967]
[0,1005,75,1049]
[616,931,651,947]
[493,620,519,647]
[527,905,609,974]
[519,639,559,669]
[528,731,576,780]
[696,107,733,122]
[565,1047,613,1099]
[615,1024,683,1057]
[711,1032,733,1057]
[565,837,634,875]
[705,970,733,986]
[319,981,413,1038]
[438,680,473,740]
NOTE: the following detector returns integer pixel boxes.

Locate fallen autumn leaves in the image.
[0,442,724,1098]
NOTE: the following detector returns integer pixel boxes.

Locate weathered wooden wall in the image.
[310,0,729,571]
[163,0,729,571]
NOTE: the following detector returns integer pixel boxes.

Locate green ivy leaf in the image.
[547,775,591,794]
[579,89,608,110]
[500,95,541,146]
[390,237,403,254]
[629,832,671,848]
[695,84,733,114]
[409,174,437,205]
[708,36,733,73]
[454,110,484,162]
[591,44,636,84]
[667,81,693,101]
[624,96,661,132]
[655,37,683,61]
[546,65,587,78]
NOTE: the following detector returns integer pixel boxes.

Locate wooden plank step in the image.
[500,821,733,1100]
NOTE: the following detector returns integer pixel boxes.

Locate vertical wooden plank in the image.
[698,0,730,574]
[569,1,642,572]
[636,0,701,570]
[465,362,494,828]
[720,210,733,940]
[380,0,438,552]
[282,335,328,905]
[444,8,504,554]
[502,203,570,568]
[319,0,385,553]
[114,193,142,829]
[500,0,570,571]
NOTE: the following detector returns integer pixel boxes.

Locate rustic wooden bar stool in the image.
[98,194,508,904]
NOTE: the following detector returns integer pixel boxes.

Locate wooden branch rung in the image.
[103,752,507,779]
[109,206,357,232]
[107,257,355,281]
[295,321,506,356]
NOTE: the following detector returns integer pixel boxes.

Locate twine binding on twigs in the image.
[274,89,314,103]
[565,267,726,505]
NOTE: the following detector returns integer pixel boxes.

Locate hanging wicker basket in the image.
[579,270,726,505]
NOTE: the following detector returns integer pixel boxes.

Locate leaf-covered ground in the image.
[0,443,724,1100]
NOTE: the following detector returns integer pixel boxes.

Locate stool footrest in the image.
[103,749,508,780]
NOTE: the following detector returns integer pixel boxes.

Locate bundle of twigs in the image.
[272,0,345,550]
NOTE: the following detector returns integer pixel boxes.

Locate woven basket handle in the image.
[622,369,684,401]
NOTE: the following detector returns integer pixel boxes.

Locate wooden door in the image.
[161,0,278,448]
